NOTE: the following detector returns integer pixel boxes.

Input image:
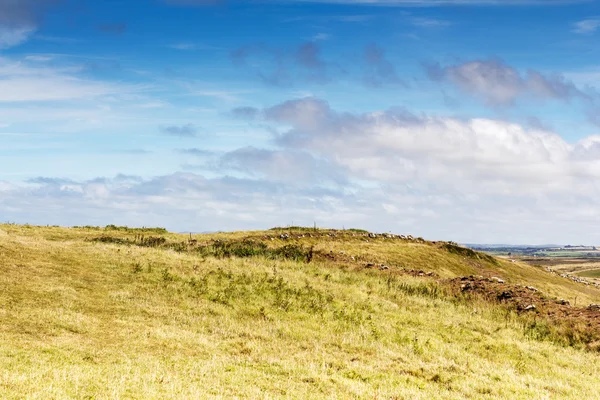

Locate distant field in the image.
[515,257,600,282]
[578,269,600,278]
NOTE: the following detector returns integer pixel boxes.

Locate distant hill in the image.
[465,244,563,249]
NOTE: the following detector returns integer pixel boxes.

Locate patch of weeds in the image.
[162,268,174,283]
[412,336,424,355]
[395,281,442,299]
[343,370,370,383]
[132,262,143,274]
[91,236,130,245]
[196,240,312,262]
[136,236,167,248]
[333,305,367,326]
[105,225,167,234]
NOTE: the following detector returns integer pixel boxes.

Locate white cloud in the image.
[410,17,450,28]
[168,43,197,50]
[0,76,123,102]
[24,55,53,62]
[7,97,600,243]
[312,33,331,41]
[0,57,139,102]
[0,25,35,49]
[573,17,600,34]
[265,98,592,195]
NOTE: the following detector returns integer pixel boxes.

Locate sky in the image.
[2,0,600,244]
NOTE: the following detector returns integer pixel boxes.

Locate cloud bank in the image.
[6,97,600,243]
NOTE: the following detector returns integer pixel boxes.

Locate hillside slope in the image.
[1,224,600,399]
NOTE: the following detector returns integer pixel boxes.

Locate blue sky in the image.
[2,0,600,243]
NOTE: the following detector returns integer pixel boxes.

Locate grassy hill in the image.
[2,224,600,399]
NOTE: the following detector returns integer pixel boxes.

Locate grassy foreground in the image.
[1,224,600,399]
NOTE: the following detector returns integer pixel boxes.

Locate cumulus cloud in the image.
[9,96,600,243]
[261,97,600,196]
[426,59,587,106]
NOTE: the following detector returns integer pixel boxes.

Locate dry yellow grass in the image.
[2,224,600,399]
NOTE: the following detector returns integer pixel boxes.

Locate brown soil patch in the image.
[448,276,600,331]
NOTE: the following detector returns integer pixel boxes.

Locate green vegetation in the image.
[1,224,600,398]
[578,269,600,278]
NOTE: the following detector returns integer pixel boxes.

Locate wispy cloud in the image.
[426,58,588,106]
[0,26,35,49]
[284,15,373,23]
[409,17,451,28]
[573,17,600,34]
[0,57,140,102]
[24,55,53,62]
[289,0,585,5]
[231,106,260,119]
[363,43,406,87]
[168,43,197,50]
[159,123,199,137]
[167,42,222,50]
[0,0,61,49]
[163,0,224,5]
[167,0,584,5]
[312,33,331,41]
